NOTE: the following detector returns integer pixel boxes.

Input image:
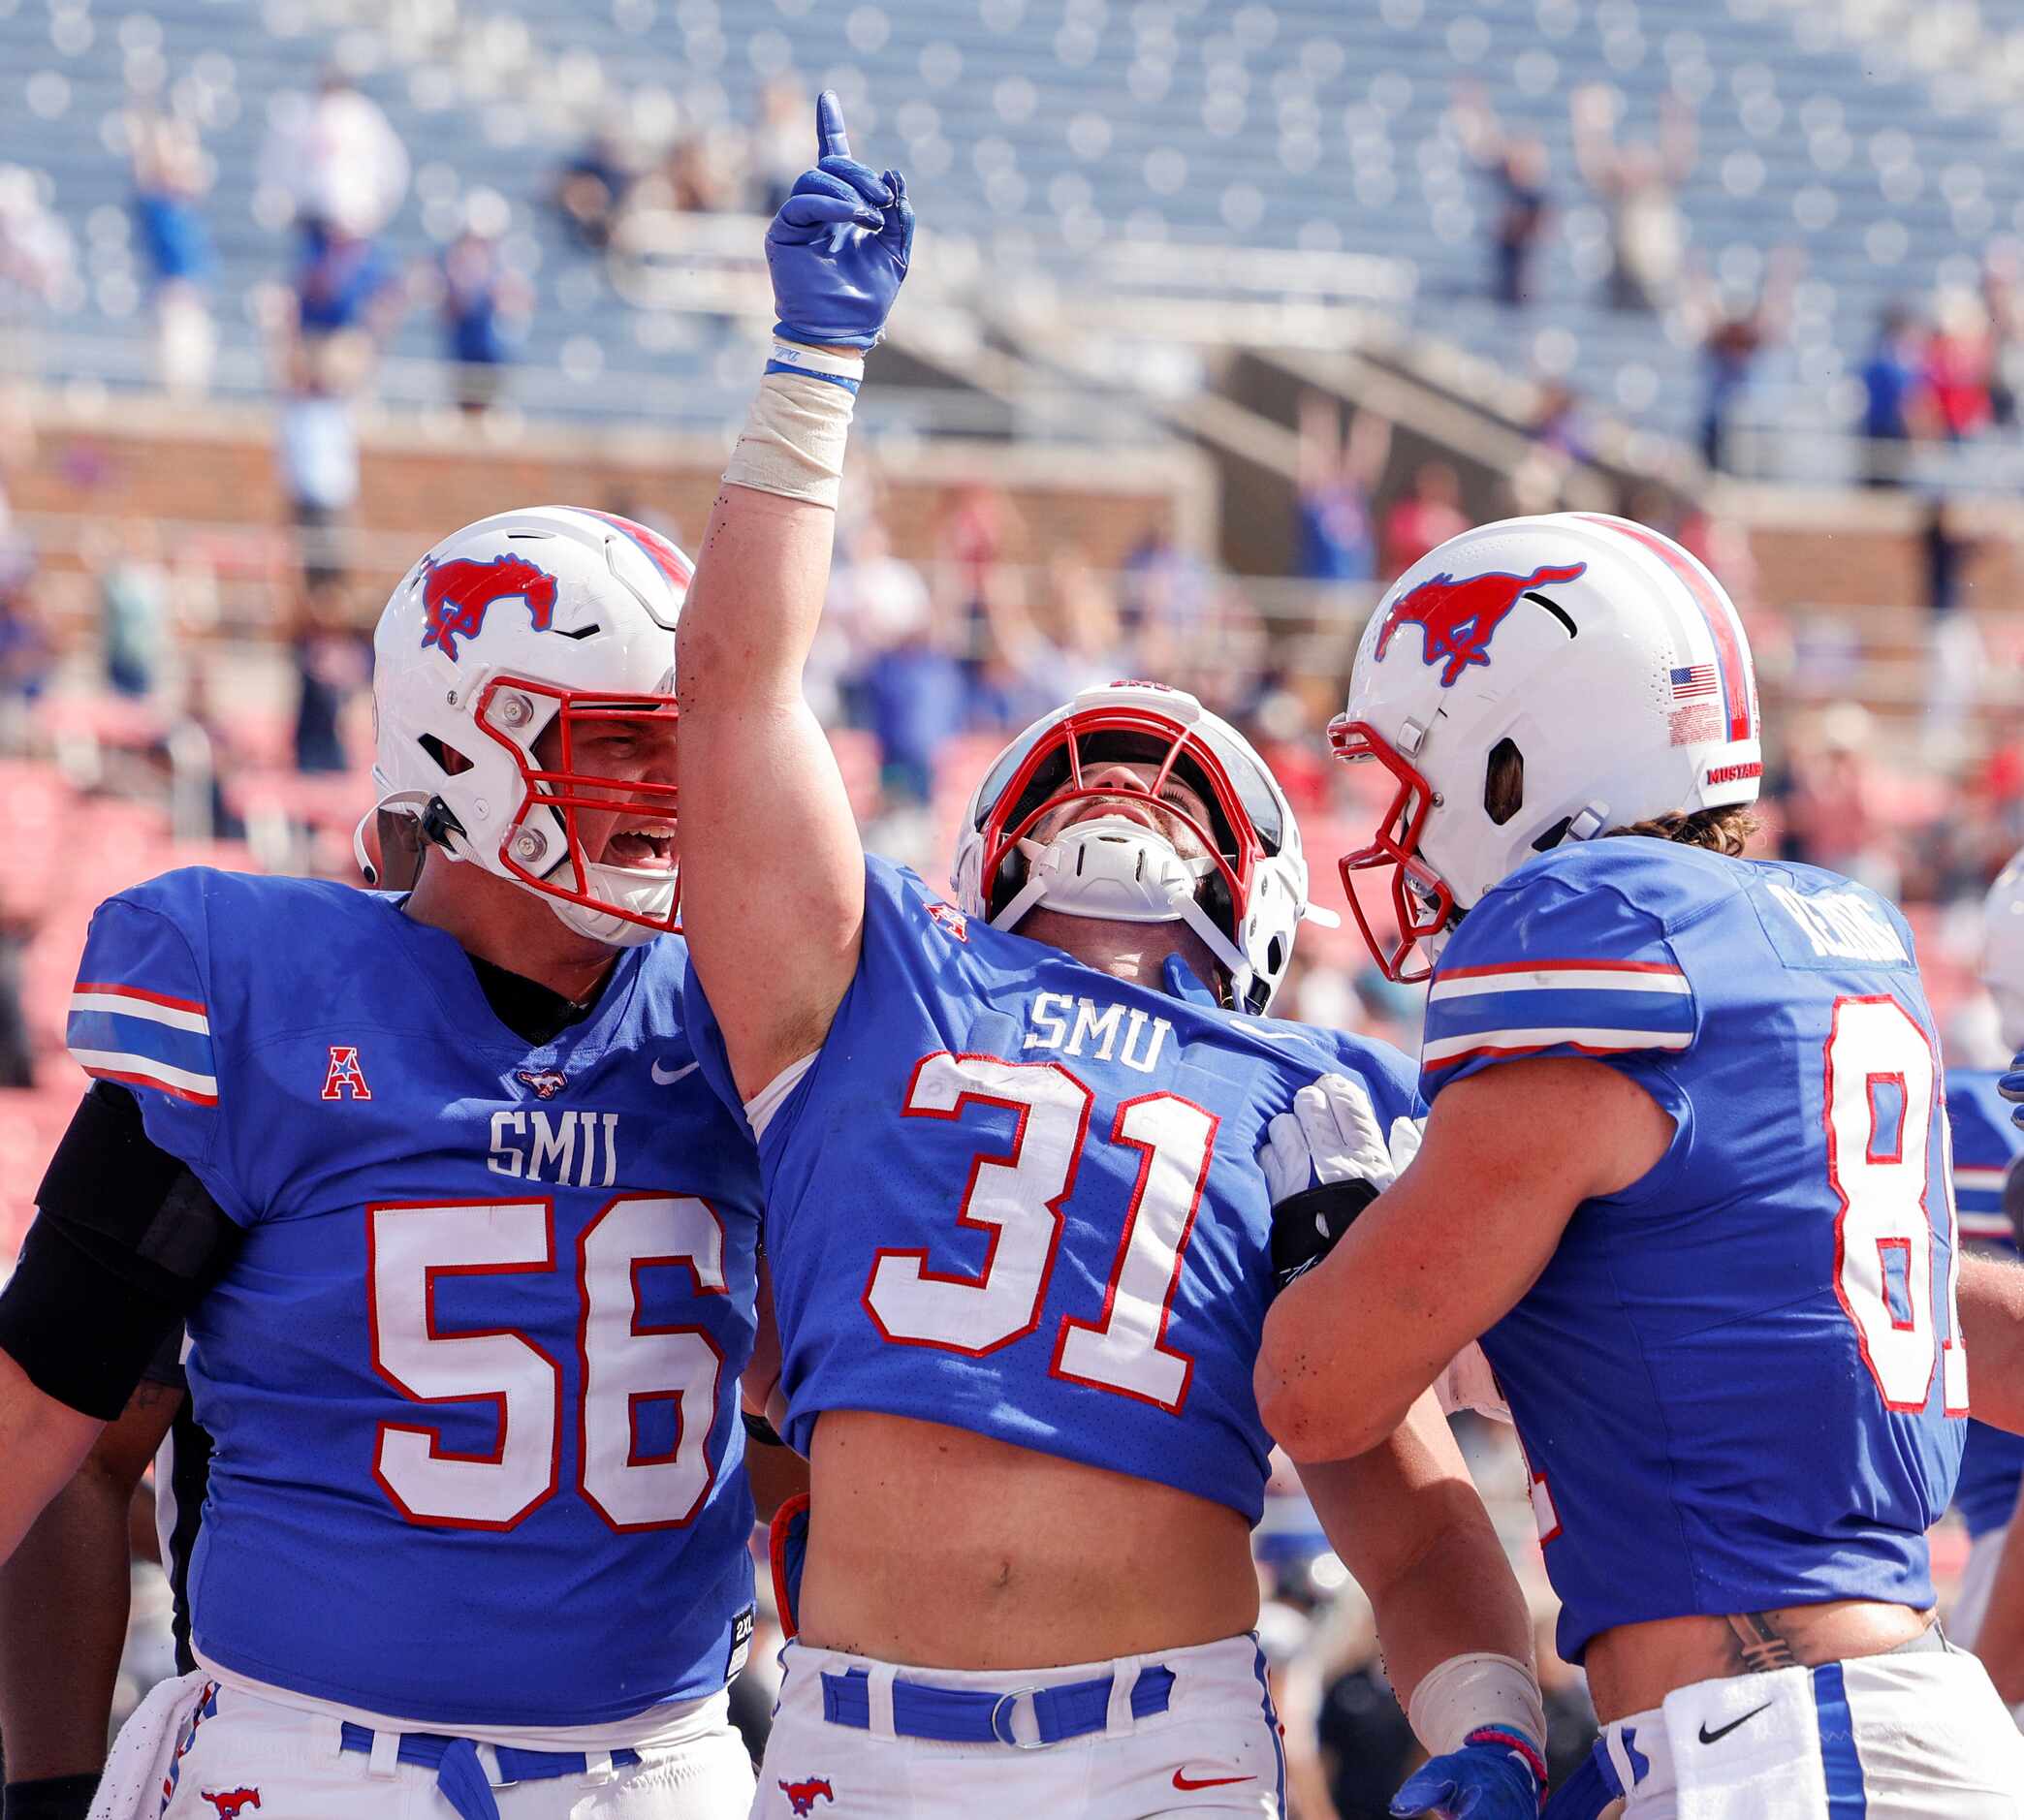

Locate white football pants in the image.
[95,1675,755,1820]
[1952,1524,2024,1733]
[750,1632,1284,1819]
[1591,1642,2024,1818]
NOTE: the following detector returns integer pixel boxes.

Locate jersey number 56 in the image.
[367,1194,728,1531]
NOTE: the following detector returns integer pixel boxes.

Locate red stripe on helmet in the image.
[1575,514,1752,744]
[581,509,694,592]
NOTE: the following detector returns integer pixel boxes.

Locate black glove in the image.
[1269,1176,1381,1291]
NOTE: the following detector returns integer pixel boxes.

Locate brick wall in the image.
[18,393,2017,618]
[10,392,1212,586]
[1734,489,2021,616]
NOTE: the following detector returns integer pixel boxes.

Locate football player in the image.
[0,1349,196,1820]
[0,507,773,1817]
[1257,513,2024,1815]
[0,816,426,1820]
[671,95,1550,1820]
[1954,855,2024,1723]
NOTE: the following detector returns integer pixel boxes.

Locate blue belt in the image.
[337,1721,641,1820]
[818,1662,1175,1749]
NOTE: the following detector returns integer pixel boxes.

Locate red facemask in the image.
[1327,712,1455,986]
[474,675,682,936]
[973,703,1269,936]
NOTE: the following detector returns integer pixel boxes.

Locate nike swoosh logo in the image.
[1171,1770,1254,1791]
[1697,1702,1773,1745]
[650,1058,699,1085]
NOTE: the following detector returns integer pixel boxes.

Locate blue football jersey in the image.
[682,855,1420,1523]
[1945,1068,2024,1540]
[66,869,762,1728]
[1419,838,1965,1662]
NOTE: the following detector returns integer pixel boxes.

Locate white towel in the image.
[89,1670,211,1820]
[1661,1664,1825,1818]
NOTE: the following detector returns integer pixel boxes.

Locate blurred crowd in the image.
[552,74,813,250]
[1452,77,2024,487]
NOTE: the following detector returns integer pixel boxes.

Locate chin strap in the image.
[990,817,1256,1000]
[536,847,675,949]
[354,794,433,888]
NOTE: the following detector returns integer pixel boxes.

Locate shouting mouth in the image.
[606,822,676,871]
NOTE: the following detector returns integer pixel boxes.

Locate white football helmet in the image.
[1333,512,1761,981]
[367,505,692,947]
[1983,849,2024,1054]
[949,681,1332,1014]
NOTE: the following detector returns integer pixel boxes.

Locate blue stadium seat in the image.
[4,0,2023,455]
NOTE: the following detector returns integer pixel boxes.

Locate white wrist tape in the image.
[1432,1341,1513,1425]
[721,343,864,510]
[1407,1650,1546,1760]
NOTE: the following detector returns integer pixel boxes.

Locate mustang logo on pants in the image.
[778,1776,835,1816]
[200,1792,262,1819]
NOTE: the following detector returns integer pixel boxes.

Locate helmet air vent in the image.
[418,733,473,777]
[1484,738,1524,827]
[1525,592,1578,638]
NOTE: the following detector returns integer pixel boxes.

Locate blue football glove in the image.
[1390,1727,1546,1819]
[2001,1051,2024,1130]
[767,91,913,351]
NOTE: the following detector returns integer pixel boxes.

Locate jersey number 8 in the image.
[1825,995,1968,1415]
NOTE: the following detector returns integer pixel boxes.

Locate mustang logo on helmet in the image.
[420,553,560,662]
[1375,561,1587,688]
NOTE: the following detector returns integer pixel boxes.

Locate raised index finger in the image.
[815,90,851,163]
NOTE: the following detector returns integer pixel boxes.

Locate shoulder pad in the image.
[1427,848,1695,1084]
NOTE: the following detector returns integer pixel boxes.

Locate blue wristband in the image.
[763,359,861,394]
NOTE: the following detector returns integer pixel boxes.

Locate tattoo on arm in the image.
[1725,1611,1800,1674]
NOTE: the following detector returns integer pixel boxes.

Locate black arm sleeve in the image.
[2006,1154,2024,1254]
[0,1083,241,1420]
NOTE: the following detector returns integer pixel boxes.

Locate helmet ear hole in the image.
[419,734,474,777]
[1484,738,1524,827]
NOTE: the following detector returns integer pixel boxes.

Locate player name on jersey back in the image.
[68,869,763,1729]
[1762,879,1911,966]
[683,854,1422,1524]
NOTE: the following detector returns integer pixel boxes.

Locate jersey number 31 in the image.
[864,1052,1217,1413]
